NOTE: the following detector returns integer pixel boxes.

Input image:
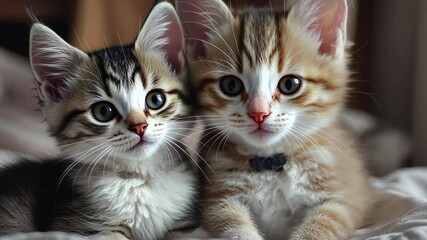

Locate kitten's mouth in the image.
[128,138,150,151]
[250,126,273,137]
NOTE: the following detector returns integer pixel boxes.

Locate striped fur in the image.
[178,0,372,239]
[0,3,197,240]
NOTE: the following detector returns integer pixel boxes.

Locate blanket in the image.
[0,168,426,239]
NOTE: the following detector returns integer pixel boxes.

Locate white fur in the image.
[203,144,333,240]
[75,164,195,239]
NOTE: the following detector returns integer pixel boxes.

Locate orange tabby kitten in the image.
[177,0,372,239]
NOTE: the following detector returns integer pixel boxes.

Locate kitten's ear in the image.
[135,2,184,74]
[176,0,232,58]
[289,0,347,57]
[30,23,88,102]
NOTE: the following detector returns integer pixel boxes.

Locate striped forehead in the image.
[89,46,154,115]
[90,46,139,89]
[238,10,284,68]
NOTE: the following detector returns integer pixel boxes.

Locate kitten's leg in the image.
[290,199,362,240]
[202,198,263,240]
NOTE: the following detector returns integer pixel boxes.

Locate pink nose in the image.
[129,123,147,136]
[248,112,270,123]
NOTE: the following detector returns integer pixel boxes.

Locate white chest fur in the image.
[80,167,196,240]
[234,170,309,240]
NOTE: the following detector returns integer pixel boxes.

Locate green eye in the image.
[91,101,117,122]
[278,75,302,95]
[220,76,244,96]
[146,90,166,110]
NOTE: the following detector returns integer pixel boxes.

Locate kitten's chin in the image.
[127,142,159,159]
[250,129,275,138]
[232,131,283,149]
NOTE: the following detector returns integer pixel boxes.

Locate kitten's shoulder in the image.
[0,159,71,191]
[0,158,78,208]
[0,158,79,232]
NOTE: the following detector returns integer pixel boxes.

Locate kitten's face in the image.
[52,47,189,161]
[30,3,189,166]
[178,0,348,149]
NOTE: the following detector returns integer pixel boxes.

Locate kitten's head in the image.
[178,0,349,149]
[30,3,190,167]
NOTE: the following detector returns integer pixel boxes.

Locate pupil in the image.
[285,79,293,90]
[101,106,108,116]
[229,80,236,92]
[152,94,160,105]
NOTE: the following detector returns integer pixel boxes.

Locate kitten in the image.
[177,0,372,239]
[0,2,197,239]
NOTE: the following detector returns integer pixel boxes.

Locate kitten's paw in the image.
[222,228,264,240]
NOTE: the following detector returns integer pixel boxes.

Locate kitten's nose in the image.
[129,123,148,136]
[248,112,270,123]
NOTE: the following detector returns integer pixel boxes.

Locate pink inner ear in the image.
[308,0,347,56]
[177,0,232,59]
[163,13,183,74]
[177,0,209,58]
[31,35,66,101]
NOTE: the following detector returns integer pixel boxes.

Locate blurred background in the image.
[0,0,425,176]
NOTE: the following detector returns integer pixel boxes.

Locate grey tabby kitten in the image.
[0,2,197,239]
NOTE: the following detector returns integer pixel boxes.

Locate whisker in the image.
[165,136,214,174]
[291,126,333,166]
[215,129,231,163]
[163,138,211,182]
[186,37,237,68]
[58,137,106,149]
[102,146,117,177]
[56,141,109,193]
[287,128,318,170]
[293,122,346,154]
[203,129,230,161]
[190,59,233,71]
[160,142,175,171]
[201,70,233,77]
[162,140,186,167]
[87,146,114,185]
[168,131,208,149]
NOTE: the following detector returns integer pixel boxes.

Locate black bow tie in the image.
[250,153,287,172]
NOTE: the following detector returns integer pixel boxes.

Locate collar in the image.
[250,153,287,172]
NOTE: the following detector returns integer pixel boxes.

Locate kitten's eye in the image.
[146,90,166,110]
[220,76,244,96]
[91,101,117,122]
[278,75,302,95]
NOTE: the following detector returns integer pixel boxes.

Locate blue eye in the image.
[146,90,166,110]
[220,76,244,96]
[278,75,302,95]
[91,101,117,122]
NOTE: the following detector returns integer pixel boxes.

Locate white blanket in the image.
[0,168,426,240]
[353,168,427,240]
